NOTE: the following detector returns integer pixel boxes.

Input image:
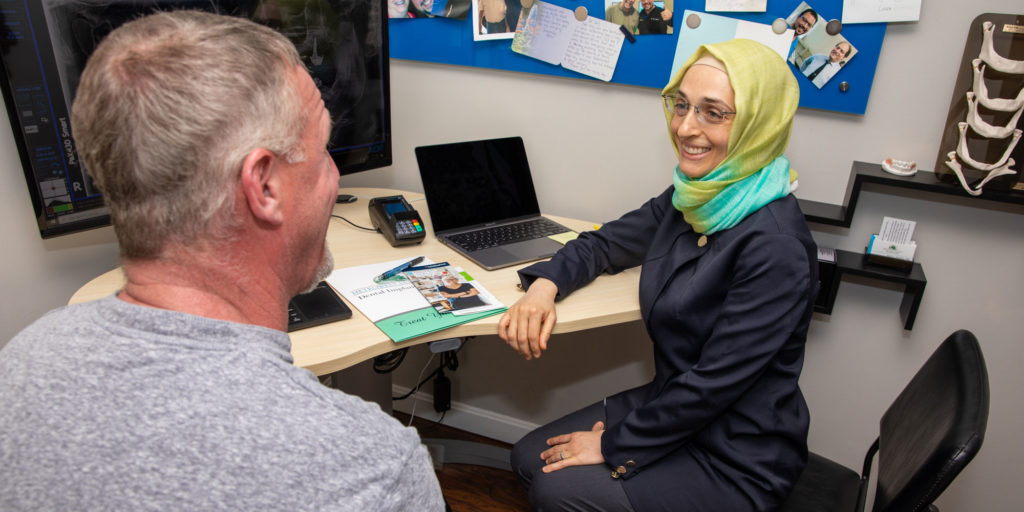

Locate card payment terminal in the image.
[368,195,426,247]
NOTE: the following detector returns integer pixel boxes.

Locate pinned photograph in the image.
[784,2,821,61]
[789,22,857,90]
[388,0,411,17]
[605,0,639,34]
[391,0,470,19]
[637,0,673,35]
[473,0,524,40]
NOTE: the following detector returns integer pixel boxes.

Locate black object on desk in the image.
[368,195,426,247]
[287,281,352,332]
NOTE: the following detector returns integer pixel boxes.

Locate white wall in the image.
[2,1,1021,509]
[0,117,119,345]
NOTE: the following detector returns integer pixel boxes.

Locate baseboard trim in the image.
[392,384,539,445]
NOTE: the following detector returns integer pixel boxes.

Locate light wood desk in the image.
[70,187,642,376]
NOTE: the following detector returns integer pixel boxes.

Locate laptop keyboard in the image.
[448,218,569,252]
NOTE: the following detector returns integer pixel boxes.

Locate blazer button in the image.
[697,235,708,247]
[611,471,620,479]
[626,460,636,467]
[616,466,627,474]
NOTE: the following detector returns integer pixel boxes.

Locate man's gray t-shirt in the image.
[0,295,443,511]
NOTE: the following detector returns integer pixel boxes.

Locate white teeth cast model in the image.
[965,92,1024,139]
[945,152,1017,197]
[972,60,1024,112]
[979,21,1024,74]
[956,122,1021,171]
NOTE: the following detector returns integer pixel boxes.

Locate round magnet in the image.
[771,18,788,35]
[686,13,701,29]
[826,19,842,36]
[839,81,850,93]
[574,5,587,21]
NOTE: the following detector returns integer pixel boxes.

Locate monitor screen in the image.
[0,0,391,238]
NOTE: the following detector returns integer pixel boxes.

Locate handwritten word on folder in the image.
[511,1,624,82]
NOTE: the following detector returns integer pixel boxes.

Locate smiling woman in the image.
[665,54,735,179]
[498,39,818,512]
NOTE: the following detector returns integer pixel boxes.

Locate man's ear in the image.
[240,148,284,225]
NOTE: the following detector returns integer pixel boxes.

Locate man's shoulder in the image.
[0,340,437,510]
[2,298,107,355]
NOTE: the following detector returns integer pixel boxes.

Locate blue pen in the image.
[373,256,424,282]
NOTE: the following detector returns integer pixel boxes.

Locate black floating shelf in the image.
[803,161,1024,330]
[815,249,926,330]
[799,161,1024,228]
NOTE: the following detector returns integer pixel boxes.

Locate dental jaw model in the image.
[942,19,1024,196]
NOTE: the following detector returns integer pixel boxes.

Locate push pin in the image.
[771,18,788,35]
[839,81,850,93]
[826,19,842,35]
[686,13,701,29]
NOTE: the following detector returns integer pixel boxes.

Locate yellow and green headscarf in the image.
[664,38,800,234]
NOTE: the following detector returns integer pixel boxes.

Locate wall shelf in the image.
[799,161,1024,228]
[814,249,926,330]
[803,161,1020,330]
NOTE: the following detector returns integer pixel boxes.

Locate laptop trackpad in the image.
[472,237,563,270]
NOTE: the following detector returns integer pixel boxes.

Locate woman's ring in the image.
[560,451,566,461]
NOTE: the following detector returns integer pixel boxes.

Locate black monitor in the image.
[0,0,391,239]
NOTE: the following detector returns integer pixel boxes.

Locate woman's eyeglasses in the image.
[662,95,736,125]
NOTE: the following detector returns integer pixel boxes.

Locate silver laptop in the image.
[414,137,571,270]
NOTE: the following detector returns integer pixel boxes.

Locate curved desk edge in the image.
[68,187,642,375]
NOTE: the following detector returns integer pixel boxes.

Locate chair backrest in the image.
[872,329,990,512]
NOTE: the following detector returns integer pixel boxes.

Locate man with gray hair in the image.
[0,10,443,510]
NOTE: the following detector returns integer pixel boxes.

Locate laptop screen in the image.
[415,137,543,234]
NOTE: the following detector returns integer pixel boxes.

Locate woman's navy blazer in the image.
[518,186,818,511]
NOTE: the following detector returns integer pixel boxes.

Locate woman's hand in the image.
[539,421,606,473]
[497,278,558,359]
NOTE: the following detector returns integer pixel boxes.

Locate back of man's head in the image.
[72,10,306,259]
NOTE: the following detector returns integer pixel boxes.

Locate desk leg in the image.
[326,359,393,415]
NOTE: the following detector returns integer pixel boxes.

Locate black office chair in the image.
[780,329,989,512]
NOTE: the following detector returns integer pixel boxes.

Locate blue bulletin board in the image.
[389,0,887,114]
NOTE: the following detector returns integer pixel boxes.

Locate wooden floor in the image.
[394,412,531,512]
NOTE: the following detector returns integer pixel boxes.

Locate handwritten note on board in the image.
[563,17,627,80]
[511,1,624,81]
[842,0,921,24]
[705,0,766,12]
